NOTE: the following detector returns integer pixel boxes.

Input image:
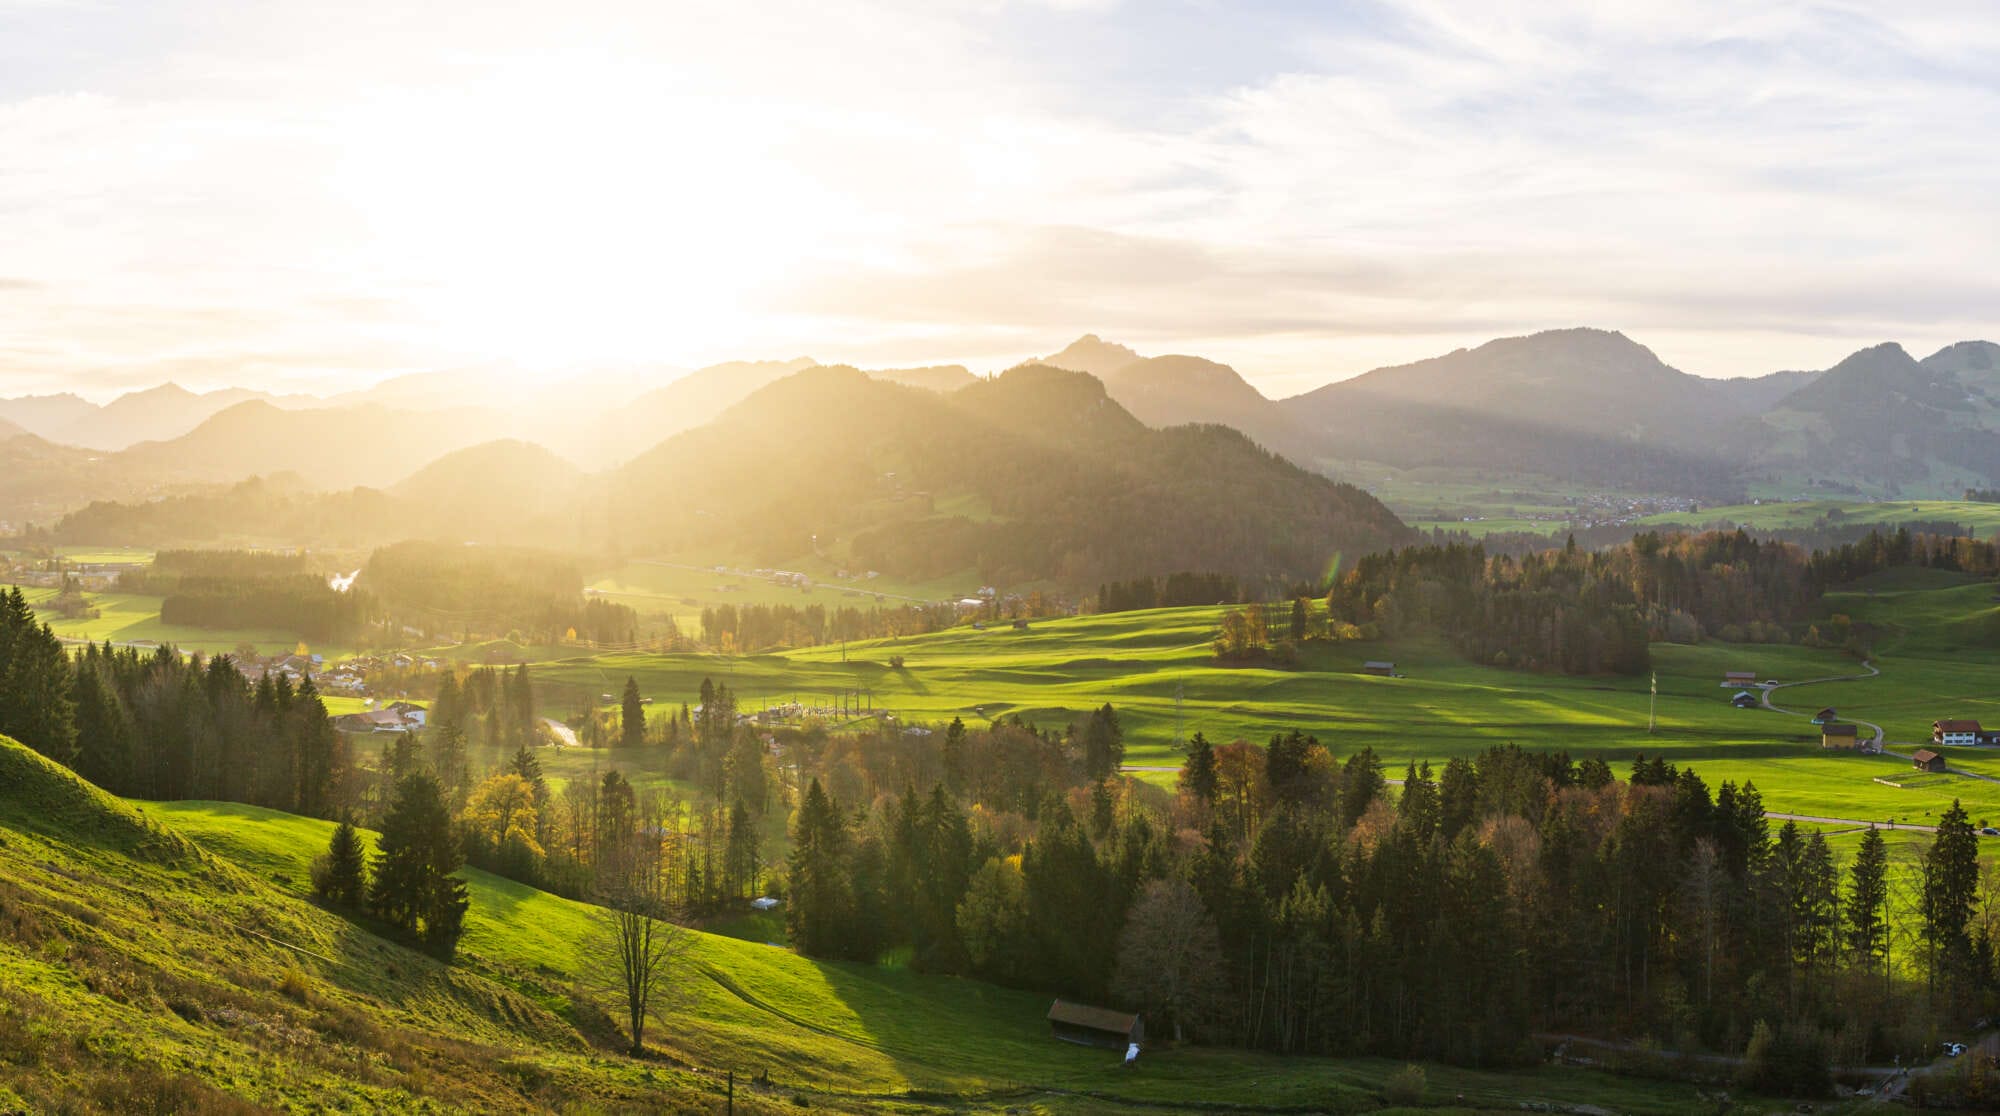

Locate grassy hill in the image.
[0,734,698,1113]
[0,733,1731,1113]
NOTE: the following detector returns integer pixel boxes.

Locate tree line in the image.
[774,710,1998,1093]
[698,601,963,652]
[0,587,349,816]
[1322,529,1933,675]
[1096,572,1243,613]
[360,541,637,645]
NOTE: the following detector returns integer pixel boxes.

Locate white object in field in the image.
[1124,1043,1139,1065]
[751,897,781,911]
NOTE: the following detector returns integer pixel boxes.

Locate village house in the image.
[1731,691,1760,709]
[1912,748,1948,774]
[1933,719,1984,747]
[1723,670,1758,686]
[1045,1000,1143,1049]
[333,704,426,736]
[1820,722,1860,750]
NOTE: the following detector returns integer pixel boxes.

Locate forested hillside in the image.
[603,364,1411,587]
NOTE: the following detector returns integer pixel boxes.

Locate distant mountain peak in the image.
[1043,334,1143,377]
[117,381,196,402]
[1924,340,2000,374]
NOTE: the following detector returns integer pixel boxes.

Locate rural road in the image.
[1758,660,1884,747]
[1763,811,1935,834]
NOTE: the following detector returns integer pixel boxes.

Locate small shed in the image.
[1812,707,1836,725]
[1362,661,1396,677]
[1913,748,1947,773]
[1724,670,1757,686]
[1821,723,1860,749]
[1732,691,1759,708]
[1046,1000,1143,1049]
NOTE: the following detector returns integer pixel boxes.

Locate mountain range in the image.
[1039,328,2000,501]
[11,327,2000,567]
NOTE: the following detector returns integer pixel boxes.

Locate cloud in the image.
[0,0,1996,395]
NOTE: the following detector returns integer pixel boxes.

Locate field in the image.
[1638,498,2000,533]
[527,598,2000,829]
[21,553,2000,833]
[0,585,357,659]
[587,559,979,629]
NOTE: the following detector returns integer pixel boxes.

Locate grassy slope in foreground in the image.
[147,799,1743,1114]
[0,729,1726,1113]
[0,734,719,1113]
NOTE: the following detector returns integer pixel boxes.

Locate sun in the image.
[321,54,846,370]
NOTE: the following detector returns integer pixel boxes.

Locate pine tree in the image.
[1846,825,1889,971]
[786,778,851,957]
[294,678,339,818]
[620,676,646,749]
[0,589,77,767]
[1180,731,1219,805]
[942,716,967,795]
[313,815,369,908]
[1921,799,1980,1002]
[724,797,760,899]
[1081,703,1123,780]
[370,773,470,959]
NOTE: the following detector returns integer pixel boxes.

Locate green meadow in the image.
[1639,498,2000,533]
[1,585,353,658]
[0,727,1766,1113]
[128,794,1738,1113]
[586,559,975,628]
[527,598,2000,827]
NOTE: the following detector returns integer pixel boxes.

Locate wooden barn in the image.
[1821,723,1860,750]
[1912,748,1948,774]
[1046,1000,1143,1049]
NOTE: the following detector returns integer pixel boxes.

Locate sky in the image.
[3,0,1998,401]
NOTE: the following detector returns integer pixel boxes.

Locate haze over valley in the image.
[8,2,2000,1113]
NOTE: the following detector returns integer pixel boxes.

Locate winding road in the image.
[1757,660,1885,748]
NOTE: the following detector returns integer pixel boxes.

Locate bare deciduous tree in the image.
[587,791,692,1055]
[1111,877,1227,1043]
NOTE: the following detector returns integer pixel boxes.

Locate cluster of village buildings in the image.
[1726,667,2000,779]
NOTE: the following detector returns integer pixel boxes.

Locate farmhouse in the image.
[1731,691,1759,709]
[1723,670,1757,686]
[1912,748,1948,773]
[1820,723,1860,749]
[333,706,425,735]
[1933,720,1984,747]
[1362,661,1396,677]
[1046,1000,1143,1049]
